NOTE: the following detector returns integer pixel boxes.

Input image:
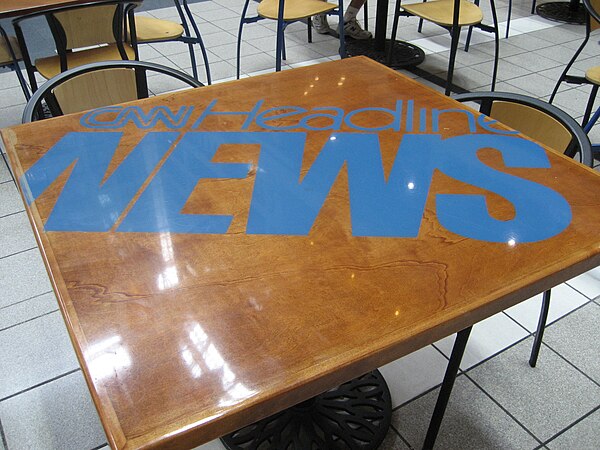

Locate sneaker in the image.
[343,17,372,40]
[312,14,331,34]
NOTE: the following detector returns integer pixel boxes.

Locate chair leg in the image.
[549,34,590,103]
[583,103,600,134]
[582,85,599,127]
[307,17,313,43]
[337,2,346,58]
[531,0,537,14]
[445,26,461,96]
[529,290,550,368]
[180,0,212,85]
[237,0,252,79]
[464,26,473,52]
[364,2,369,30]
[1,150,16,185]
[506,0,512,38]
[423,326,472,449]
[275,10,284,72]
[490,0,500,91]
[186,42,199,80]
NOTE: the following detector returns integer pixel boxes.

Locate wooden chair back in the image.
[588,0,600,31]
[23,60,203,122]
[490,101,573,153]
[454,92,593,167]
[53,68,138,115]
[52,4,122,49]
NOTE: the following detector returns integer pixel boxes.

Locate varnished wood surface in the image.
[403,0,484,27]
[3,57,600,450]
[0,0,105,18]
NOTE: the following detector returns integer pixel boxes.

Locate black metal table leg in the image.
[422,326,472,450]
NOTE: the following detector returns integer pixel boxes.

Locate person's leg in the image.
[313,0,332,34]
[343,0,371,40]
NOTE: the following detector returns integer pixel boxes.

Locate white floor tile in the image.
[0,311,79,399]
[0,249,52,309]
[566,266,600,300]
[0,370,106,450]
[504,283,590,332]
[379,346,448,408]
[0,292,57,331]
[434,312,529,369]
[0,212,37,258]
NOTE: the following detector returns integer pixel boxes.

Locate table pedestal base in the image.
[536,2,585,24]
[220,369,392,450]
[346,39,425,69]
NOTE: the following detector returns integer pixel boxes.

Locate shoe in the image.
[343,17,372,40]
[312,14,331,34]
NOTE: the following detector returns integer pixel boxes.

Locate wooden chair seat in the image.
[35,43,135,79]
[585,66,600,84]
[403,0,483,27]
[258,0,338,20]
[0,35,22,64]
[133,15,185,42]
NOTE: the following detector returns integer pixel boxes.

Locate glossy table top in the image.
[0,0,132,18]
[3,57,600,449]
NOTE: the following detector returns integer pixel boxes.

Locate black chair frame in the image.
[237,0,346,79]
[13,0,140,94]
[390,0,500,96]
[0,25,31,100]
[23,59,203,123]
[136,0,212,85]
[549,0,600,126]
[454,91,594,367]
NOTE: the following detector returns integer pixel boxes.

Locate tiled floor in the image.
[1,0,599,449]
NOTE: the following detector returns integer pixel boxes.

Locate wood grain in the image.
[3,57,600,450]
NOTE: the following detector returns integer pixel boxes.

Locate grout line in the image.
[0,290,53,311]
[464,373,545,446]
[0,211,23,221]
[540,404,600,447]
[89,443,108,450]
[502,310,535,335]
[0,246,39,262]
[0,309,60,333]
[543,343,600,389]
[564,280,599,301]
[0,368,81,403]
[388,422,414,449]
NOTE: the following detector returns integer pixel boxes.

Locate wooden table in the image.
[2,57,600,449]
[0,0,105,18]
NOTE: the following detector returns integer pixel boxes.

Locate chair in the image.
[453,91,594,367]
[0,25,30,100]
[389,0,500,96]
[22,60,203,123]
[13,0,140,93]
[0,26,31,184]
[237,0,346,79]
[131,0,211,85]
[549,0,600,127]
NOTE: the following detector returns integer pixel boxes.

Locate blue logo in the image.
[21,127,572,244]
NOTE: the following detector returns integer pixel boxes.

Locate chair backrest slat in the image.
[23,60,203,123]
[53,68,138,115]
[53,4,120,49]
[589,0,600,30]
[454,92,593,168]
[490,101,573,153]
